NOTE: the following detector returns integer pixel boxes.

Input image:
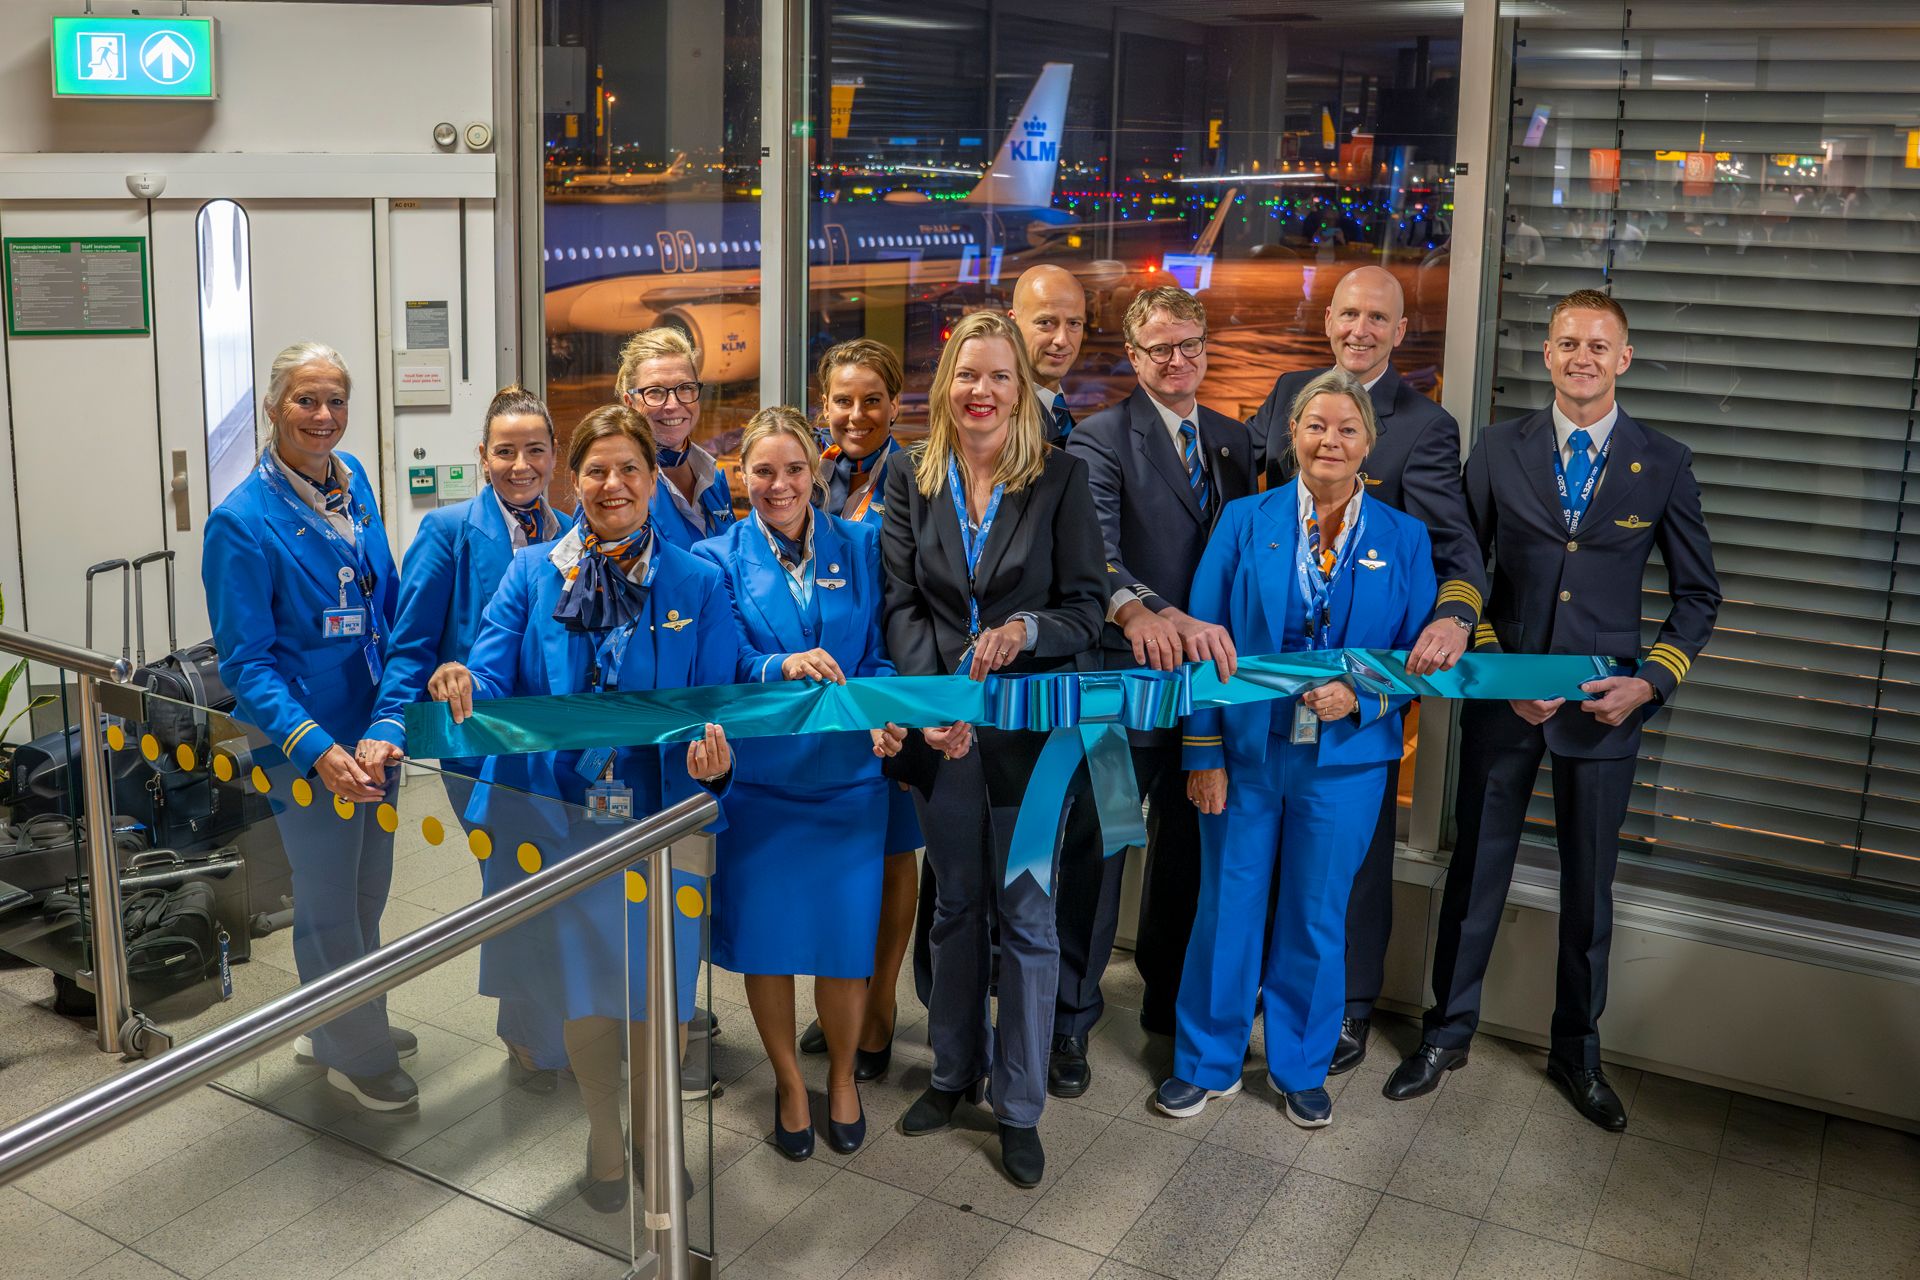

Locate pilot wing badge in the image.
[662,608,693,632]
[1614,515,1654,530]
[1359,549,1387,569]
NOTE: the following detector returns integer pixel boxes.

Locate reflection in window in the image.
[196,200,255,508]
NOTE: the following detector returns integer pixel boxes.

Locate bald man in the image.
[1243,264,1488,1076]
[1009,265,1088,443]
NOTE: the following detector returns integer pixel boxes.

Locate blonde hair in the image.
[1123,285,1208,348]
[914,311,1048,497]
[615,326,701,398]
[1287,368,1379,455]
[740,405,827,505]
[263,341,350,423]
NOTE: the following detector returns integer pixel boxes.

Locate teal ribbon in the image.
[405,650,1609,891]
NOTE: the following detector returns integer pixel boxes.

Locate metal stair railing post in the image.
[642,838,689,1279]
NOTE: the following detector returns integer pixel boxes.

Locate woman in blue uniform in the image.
[203,341,417,1113]
[357,385,573,1090]
[694,406,905,1160]
[430,404,736,1211]
[794,338,921,1082]
[616,327,737,549]
[1151,369,1435,1129]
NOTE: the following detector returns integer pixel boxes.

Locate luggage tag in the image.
[321,567,366,639]
[217,927,233,1000]
[1290,700,1321,746]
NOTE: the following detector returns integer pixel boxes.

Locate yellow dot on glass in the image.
[469,829,493,860]
[252,766,272,794]
[291,778,314,807]
[675,885,704,918]
[625,870,648,903]
[141,734,160,761]
[176,743,197,772]
[376,803,399,833]
[213,753,234,782]
[516,842,542,874]
[333,794,354,820]
[421,815,445,845]
[107,725,126,752]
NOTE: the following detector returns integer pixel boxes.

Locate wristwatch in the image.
[1445,616,1474,631]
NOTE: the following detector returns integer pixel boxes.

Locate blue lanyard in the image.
[1552,430,1612,534]
[257,454,381,605]
[1294,498,1367,651]
[946,455,1004,642]
[587,551,660,695]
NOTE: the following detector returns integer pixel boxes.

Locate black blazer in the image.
[1465,406,1721,760]
[1066,386,1255,636]
[1248,363,1486,626]
[881,444,1107,679]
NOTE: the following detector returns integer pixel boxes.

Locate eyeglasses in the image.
[627,381,704,407]
[1135,336,1207,365]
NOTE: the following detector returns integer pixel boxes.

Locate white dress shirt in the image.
[271,450,356,544]
[1550,401,1619,468]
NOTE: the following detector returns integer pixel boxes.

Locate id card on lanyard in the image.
[946,456,1004,674]
[1291,502,1367,744]
[1553,432,1612,534]
[258,457,385,684]
[574,554,659,817]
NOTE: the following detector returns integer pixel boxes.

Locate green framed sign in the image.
[3,238,152,337]
[51,15,217,100]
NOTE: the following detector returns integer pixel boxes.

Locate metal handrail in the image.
[0,623,134,684]
[0,794,715,1188]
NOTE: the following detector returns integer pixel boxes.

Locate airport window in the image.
[1490,0,1920,906]
[195,199,256,509]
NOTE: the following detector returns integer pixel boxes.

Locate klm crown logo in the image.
[1011,114,1056,163]
[721,331,747,354]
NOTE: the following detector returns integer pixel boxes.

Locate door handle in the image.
[170,450,191,532]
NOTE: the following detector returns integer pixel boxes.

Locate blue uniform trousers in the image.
[272,770,400,1079]
[1174,735,1387,1093]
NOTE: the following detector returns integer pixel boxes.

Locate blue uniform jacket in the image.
[693,514,893,788]
[650,458,737,551]
[1182,481,1436,772]
[1463,406,1720,760]
[817,436,905,527]
[460,538,737,826]
[204,452,399,774]
[363,490,575,752]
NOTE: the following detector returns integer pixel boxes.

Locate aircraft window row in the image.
[541,239,767,263]
[803,232,978,252]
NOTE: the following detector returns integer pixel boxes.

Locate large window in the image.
[1491,1,1920,902]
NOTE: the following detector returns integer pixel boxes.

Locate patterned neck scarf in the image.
[503,494,549,544]
[553,521,655,633]
[762,508,812,573]
[823,442,883,517]
[289,458,350,518]
[656,441,691,469]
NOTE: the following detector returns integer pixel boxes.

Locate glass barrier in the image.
[0,679,716,1270]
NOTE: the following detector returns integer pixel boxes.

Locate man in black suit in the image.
[1048,285,1255,1091]
[1009,265,1088,444]
[1384,289,1720,1130]
[1245,265,1488,1075]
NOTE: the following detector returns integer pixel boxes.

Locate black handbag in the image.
[44,877,222,994]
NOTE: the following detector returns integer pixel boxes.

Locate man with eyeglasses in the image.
[1008,265,1088,444]
[1241,264,1486,1078]
[614,326,737,550]
[1050,285,1254,1094]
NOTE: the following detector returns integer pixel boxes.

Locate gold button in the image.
[1566,540,1578,552]
[1559,590,1572,602]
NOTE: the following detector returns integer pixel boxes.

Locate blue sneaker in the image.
[1153,1076,1244,1118]
[1271,1077,1332,1128]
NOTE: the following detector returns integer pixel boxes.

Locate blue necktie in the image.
[1565,428,1594,512]
[1051,400,1075,443]
[1179,421,1209,515]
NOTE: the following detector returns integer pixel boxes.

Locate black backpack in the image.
[45,879,220,994]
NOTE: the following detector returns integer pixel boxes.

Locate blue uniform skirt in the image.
[711,779,886,978]
[885,781,923,854]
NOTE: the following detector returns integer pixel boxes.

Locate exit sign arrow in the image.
[139,31,195,84]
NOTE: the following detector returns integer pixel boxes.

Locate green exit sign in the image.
[51,16,217,100]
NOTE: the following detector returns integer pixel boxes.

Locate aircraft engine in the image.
[658,304,761,385]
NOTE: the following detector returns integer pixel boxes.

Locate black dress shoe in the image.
[1046,1033,1090,1099]
[1546,1059,1628,1132]
[798,1019,827,1055]
[579,1137,629,1213]
[1329,1017,1370,1076]
[1383,1042,1469,1101]
[772,1092,815,1161]
[854,1016,895,1082]
[998,1122,1045,1188]
[827,1089,867,1155]
[900,1081,984,1136]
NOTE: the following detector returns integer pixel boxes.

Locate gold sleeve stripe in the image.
[283,721,319,757]
[1436,581,1483,609]
[1649,643,1693,675]
[1472,624,1498,647]
[1644,652,1687,683]
[1182,735,1224,746]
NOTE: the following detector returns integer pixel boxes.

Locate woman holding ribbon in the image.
[881,311,1106,1188]
[616,327,737,548]
[203,341,417,1113]
[429,404,735,1212]
[1152,369,1435,1130]
[356,385,573,1092]
[694,405,906,1160]
[794,338,922,1083]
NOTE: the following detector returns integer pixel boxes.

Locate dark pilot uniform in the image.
[1423,404,1720,1069]
[1248,364,1486,1022]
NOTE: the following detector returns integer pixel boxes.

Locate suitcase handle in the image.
[132,550,178,665]
[84,560,132,660]
[127,849,184,871]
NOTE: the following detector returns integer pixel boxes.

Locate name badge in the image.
[585,780,633,822]
[1290,700,1321,745]
[321,607,366,639]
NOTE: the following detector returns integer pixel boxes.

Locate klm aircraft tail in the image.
[963,62,1072,208]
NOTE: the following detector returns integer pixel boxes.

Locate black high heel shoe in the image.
[579,1136,629,1213]
[826,1083,866,1155]
[852,1015,895,1083]
[771,1090,815,1161]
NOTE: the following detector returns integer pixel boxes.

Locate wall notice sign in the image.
[394,349,452,407]
[51,16,217,100]
[3,237,150,336]
[404,300,450,349]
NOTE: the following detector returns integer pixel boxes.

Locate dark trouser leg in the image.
[911,840,937,1010]
[921,752,993,1094]
[1547,753,1634,1070]
[1341,759,1400,1021]
[1133,741,1202,1033]
[1424,703,1546,1051]
[1052,780,1123,1039]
